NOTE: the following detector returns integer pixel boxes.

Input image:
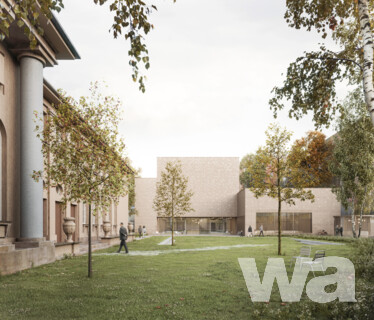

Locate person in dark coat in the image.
[247,225,253,237]
[117,222,129,253]
[340,225,343,237]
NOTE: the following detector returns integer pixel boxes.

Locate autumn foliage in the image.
[249,124,315,255]
[288,131,333,188]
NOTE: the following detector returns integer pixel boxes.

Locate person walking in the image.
[142,226,147,236]
[340,225,343,237]
[335,225,339,236]
[247,225,253,237]
[259,225,264,237]
[117,222,129,253]
[138,225,143,238]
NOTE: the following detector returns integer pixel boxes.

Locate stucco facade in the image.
[0,42,20,239]
[0,11,129,275]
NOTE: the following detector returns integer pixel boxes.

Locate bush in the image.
[326,238,374,320]
[351,238,374,281]
[283,234,356,243]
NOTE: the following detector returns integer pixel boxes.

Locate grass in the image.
[0,236,356,319]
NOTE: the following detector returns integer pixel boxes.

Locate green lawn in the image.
[0,236,357,319]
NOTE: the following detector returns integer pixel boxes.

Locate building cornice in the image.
[1,0,80,65]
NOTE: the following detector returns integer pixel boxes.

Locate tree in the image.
[153,161,194,246]
[0,0,175,92]
[127,165,140,215]
[239,153,255,188]
[249,124,314,255]
[33,82,130,277]
[329,89,374,238]
[288,131,333,188]
[270,0,374,127]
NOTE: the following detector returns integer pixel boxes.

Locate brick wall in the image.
[157,157,239,218]
[135,178,157,234]
[243,188,340,235]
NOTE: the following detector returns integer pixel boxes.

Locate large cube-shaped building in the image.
[135,157,343,236]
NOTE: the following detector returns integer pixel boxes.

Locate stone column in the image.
[19,53,45,240]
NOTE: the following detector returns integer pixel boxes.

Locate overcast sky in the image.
[44,0,339,177]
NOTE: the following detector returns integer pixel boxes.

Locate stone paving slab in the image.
[94,244,271,257]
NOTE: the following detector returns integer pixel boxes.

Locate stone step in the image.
[0,244,15,253]
[15,241,40,249]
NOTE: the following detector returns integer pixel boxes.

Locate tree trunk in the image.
[171,213,174,246]
[278,190,282,256]
[358,188,367,238]
[358,0,374,125]
[358,210,362,238]
[171,176,175,246]
[88,203,92,278]
[351,204,357,238]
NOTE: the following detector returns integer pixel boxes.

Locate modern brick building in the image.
[135,157,346,236]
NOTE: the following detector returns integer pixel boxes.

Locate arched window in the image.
[0,120,6,221]
[0,125,2,221]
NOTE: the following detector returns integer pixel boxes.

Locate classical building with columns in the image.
[0,10,128,275]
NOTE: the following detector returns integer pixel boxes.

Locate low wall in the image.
[55,242,81,259]
[101,237,119,247]
[0,241,55,275]
[1,235,138,275]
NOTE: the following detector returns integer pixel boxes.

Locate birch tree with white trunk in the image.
[270,0,374,127]
[359,0,374,124]
[329,89,374,238]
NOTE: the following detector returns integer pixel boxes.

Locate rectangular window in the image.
[92,205,95,224]
[157,217,230,234]
[43,199,48,238]
[82,203,86,224]
[256,212,312,233]
[55,202,63,242]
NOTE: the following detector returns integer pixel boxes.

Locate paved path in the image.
[292,238,344,246]
[94,244,271,257]
[158,237,173,245]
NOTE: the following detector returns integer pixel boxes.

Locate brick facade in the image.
[136,157,342,236]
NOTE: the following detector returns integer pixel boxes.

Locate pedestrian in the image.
[340,225,343,237]
[335,225,339,236]
[142,225,147,236]
[138,225,143,238]
[117,222,129,253]
[259,224,264,237]
[247,225,253,237]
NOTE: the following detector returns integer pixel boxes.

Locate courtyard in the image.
[0,236,360,319]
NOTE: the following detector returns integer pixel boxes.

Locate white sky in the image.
[44,0,340,177]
